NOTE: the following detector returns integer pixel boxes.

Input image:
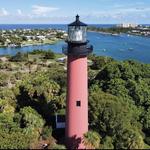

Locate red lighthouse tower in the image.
[63,15,93,149]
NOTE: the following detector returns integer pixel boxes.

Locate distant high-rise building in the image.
[117,23,138,28]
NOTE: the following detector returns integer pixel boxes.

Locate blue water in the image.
[0,24,114,30]
[0,24,67,30]
[0,24,150,63]
[88,32,150,63]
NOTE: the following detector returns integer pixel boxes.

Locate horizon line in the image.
[0,23,150,25]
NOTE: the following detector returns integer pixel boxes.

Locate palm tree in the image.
[83,131,101,149]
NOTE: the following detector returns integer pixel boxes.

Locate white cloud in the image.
[17,9,23,16]
[84,5,150,24]
[32,5,59,16]
[0,8,9,16]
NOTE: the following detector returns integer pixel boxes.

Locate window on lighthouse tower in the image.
[76,101,81,107]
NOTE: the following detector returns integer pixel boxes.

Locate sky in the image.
[0,0,150,24]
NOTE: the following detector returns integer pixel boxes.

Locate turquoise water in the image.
[0,24,150,63]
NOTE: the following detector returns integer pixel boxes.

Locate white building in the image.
[36,36,46,40]
[55,114,65,129]
[57,57,67,63]
[117,23,138,28]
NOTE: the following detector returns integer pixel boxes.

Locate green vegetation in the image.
[0,29,67,47]
[0,50,66,149]
[10,52,29,62]
[88,26,150,37]
[88,55,150,149]
[88,26,133,34]
[83,131,101,149]
[0,51,150,149]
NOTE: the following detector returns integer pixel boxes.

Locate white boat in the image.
[128,48,134,51]
[112,33,119,36]
[119,49,124,52]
